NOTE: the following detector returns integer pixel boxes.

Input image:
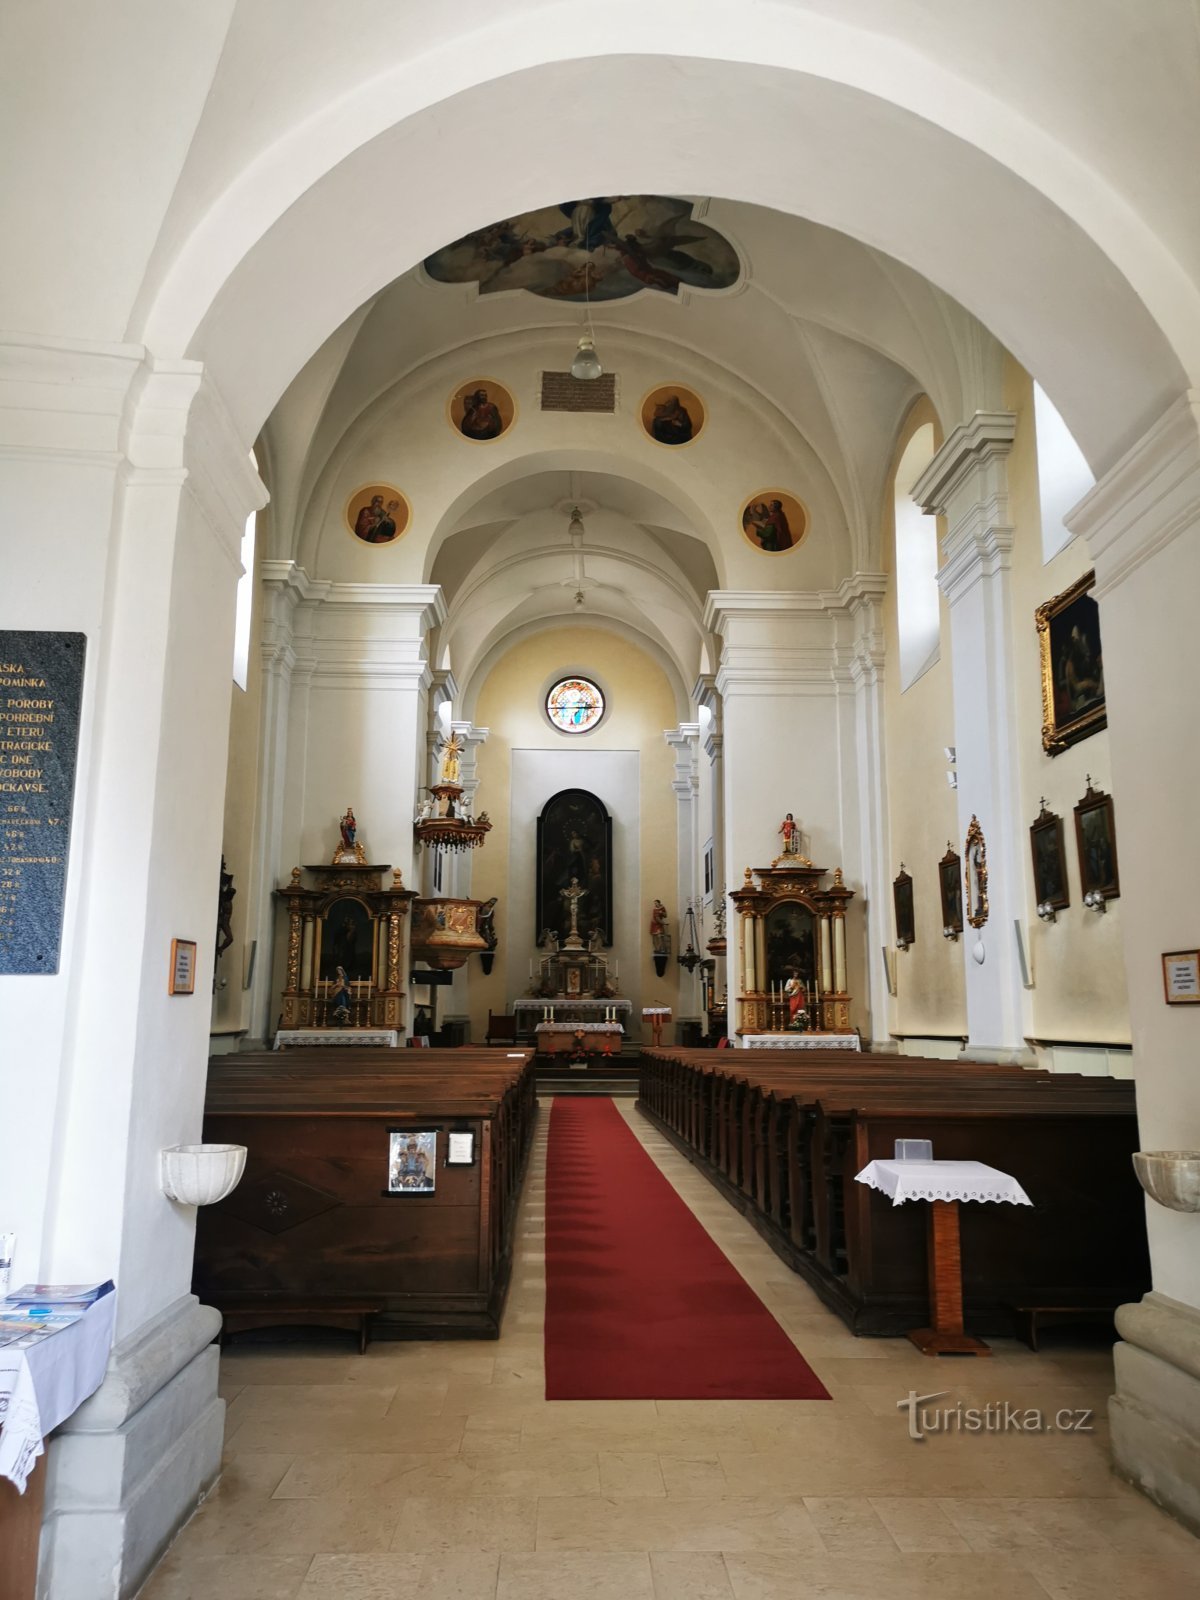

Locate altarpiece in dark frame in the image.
[535,788,613,946]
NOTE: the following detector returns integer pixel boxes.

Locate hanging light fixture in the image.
[569,255,602,379]
[677,899,703,973]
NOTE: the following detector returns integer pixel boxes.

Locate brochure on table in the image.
[0,1281,117,1493]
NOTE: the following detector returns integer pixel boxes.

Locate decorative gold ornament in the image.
[964,815,989,928]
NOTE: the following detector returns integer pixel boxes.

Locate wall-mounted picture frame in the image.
[739,490,808,555]
[1074,780,1119,900]
[1036,569,1106,755]
[345,484,411,546]
[1030,803,1070,910]
[938,845,963,934]
[168,938,197,995]
[893,866,915,949]
[1162,950,1200,1005]
[964,815,989,928]
[447,377,517,443]
[640,383,706,447]
[386,1129,437,1194]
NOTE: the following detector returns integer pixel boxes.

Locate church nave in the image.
[140,1101,1193,1600]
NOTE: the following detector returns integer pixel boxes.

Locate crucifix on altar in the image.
[559,876,588,950]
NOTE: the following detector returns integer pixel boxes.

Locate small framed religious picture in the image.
[1074,780,1120,900]
[938,845,963,934]
[1035,569,1106,755]
[168,938,197,995]
[1029,803,1070,911]
[1162,951,1200,1005]
[446,1130,476,1165]
[386,1129,437,1194]
[893,867,915,949]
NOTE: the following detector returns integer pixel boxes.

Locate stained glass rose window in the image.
[546,677,605,733]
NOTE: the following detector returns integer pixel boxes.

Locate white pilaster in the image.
[0,337,267,1596]
[706,585,889,1035]
[665,722,701,1017]
[914,413,1028,1059]
[1066,392,1200,1534]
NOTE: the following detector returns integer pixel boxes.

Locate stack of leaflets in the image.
[0,1281,114,1348]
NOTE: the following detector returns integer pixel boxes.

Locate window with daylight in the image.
[232,448,259,690]
[1033,382,1094,563]
[546,676,605,733]
[894,421,940,692]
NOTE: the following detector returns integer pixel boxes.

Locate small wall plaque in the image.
[169,939,197,995]
[1162,950,1200,1005]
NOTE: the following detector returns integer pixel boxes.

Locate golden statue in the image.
[439,732,465,785]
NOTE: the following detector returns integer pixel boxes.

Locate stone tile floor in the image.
[140,1100,1199,1598]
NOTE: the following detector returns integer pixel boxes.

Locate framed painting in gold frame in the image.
[1036,569,1106,755]
[938,845,963,934]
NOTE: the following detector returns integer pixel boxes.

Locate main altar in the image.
[729,853,856,1040]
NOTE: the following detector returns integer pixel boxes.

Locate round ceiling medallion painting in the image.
[740,491,808,555]
[448,378,517,443]
[345,484,411,546]
[546,676,605,734]
[640,384,705,447]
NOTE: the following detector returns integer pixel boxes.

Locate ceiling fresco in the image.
[423,196,741,303]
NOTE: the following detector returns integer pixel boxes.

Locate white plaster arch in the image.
[286,318,864,581]
[459,610,692,726]
[135,37,1194,474]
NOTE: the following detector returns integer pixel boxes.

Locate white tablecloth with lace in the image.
[855,1159,1032,1208]
[738,1033,862,1051]
[0,1291,117,1493]
[274,1029,399,1049]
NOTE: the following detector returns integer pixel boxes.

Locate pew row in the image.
[193,1049,538,1341]
[639,1048,1149,1337]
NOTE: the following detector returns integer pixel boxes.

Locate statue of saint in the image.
[650,899,669,953]
[478,897,498,950]
[779,813,798,855]
[539,926,559,952]
[331,965,352,1027]
[439,732,465,784]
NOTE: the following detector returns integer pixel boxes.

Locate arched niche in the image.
[535,789,613,947]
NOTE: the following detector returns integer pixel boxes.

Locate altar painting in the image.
[423,197,741,303]
[318,897,375,982]
[764,901,817,989]
[536,788,613,946]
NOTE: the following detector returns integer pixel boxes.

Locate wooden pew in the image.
[193,1049,538,1341]
[637,1047,1148,1338]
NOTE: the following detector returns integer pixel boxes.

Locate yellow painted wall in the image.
[465,626,681,1041]
[212,509,266,1035]
[881,399,967,1039]
[1003,358,1128,1044]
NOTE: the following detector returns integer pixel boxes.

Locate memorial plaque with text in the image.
[0,632,86,974]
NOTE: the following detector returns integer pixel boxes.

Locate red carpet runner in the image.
[544,1097,830,1400]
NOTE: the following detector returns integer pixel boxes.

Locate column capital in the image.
[1066,391,1200,599]
[911,411,1017,517]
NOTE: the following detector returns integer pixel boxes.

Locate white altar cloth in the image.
[515,998,631,1020]
[855,1159,1032,1208]
[0,1290,117,1493]
[642,1007,672,1018]
[738,1033,862,1051]
[274,1029,399,1049]
[535,1020,624,1035]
